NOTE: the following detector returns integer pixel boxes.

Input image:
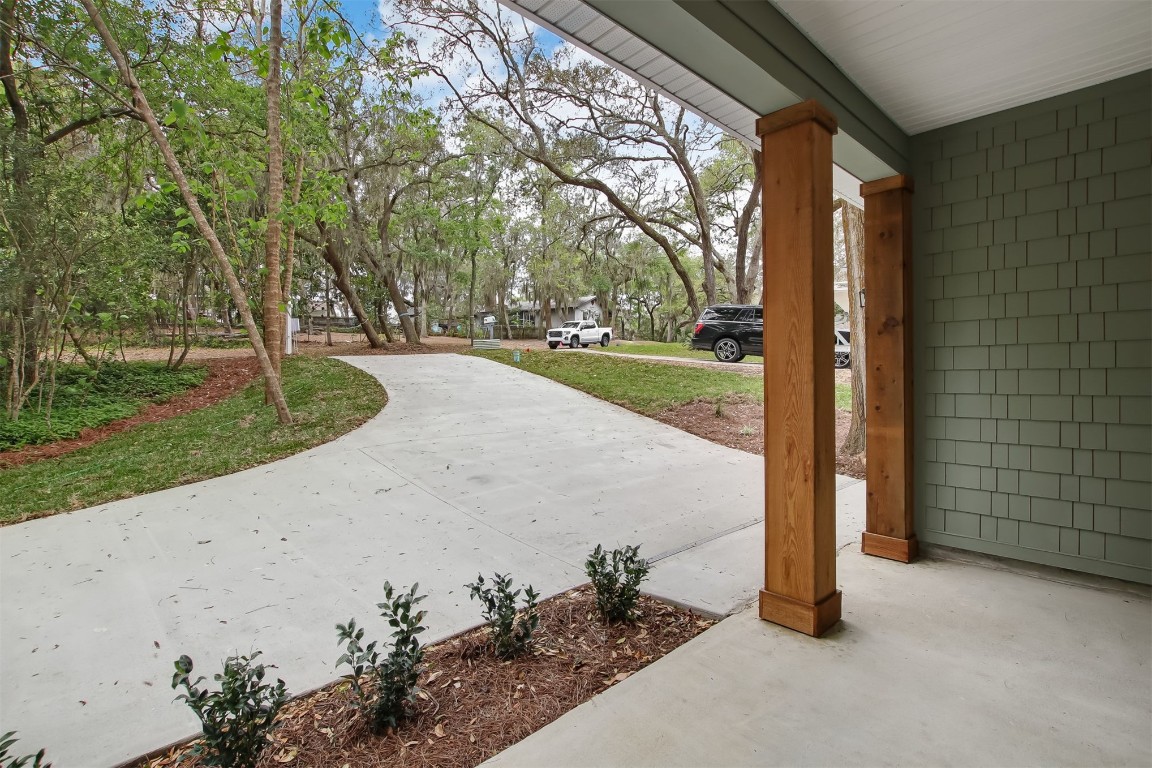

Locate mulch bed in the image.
[295,338,469,357]
[654,394,866,480]
[0,357,261,469]
[143,588,713,768]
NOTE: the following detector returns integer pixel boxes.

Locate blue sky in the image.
[338,0,566,52]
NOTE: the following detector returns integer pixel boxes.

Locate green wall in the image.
[910,71,1152,583]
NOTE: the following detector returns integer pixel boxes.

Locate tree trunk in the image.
[467,248,477,341]
[375,299,395,343]
[260,0,285,401]
[324,276,333,346]
[80,0,292,424]
[840,200,867,455]
[386,268,419,343]
[734,149,763,304]
[317,224,384,348]
[539,296,550,340]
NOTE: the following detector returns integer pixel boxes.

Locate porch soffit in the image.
[496,0,1152,185]
[496,0,906,186]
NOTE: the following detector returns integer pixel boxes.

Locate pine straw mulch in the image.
[143,588,714,768]
[653,393,866,480]
[0,357,261,469]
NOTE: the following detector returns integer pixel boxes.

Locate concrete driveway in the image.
[0,353,833,766]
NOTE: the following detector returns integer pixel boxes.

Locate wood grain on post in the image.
[757,100,841,637]
[860,174,918,563]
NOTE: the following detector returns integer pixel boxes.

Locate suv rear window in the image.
[701,306,749,322]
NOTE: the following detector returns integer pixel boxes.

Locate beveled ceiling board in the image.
[774,0,1152,134]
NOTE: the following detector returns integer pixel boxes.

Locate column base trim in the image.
[758,588,842,637]
[862,531,919,563]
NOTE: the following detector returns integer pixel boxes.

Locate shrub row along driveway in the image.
[0,354,808,767]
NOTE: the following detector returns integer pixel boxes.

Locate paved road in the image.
[0,354,859,766]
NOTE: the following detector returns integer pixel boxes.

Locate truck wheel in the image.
[600,334,610,347]
[548,342,559,350]
[569,336,580,349]
[714,337,742,362]
[834,350,851,368]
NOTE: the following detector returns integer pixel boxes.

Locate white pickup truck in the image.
[547,320,613,349]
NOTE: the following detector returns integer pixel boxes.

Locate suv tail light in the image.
[694,322,704,335]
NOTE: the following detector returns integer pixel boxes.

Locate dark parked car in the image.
[691,304,852,367]
[691,304,763,362]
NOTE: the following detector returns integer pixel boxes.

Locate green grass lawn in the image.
[0,356,386,523]
[470,349,851,413]
[595,341,764,364]
[0,362,207,450]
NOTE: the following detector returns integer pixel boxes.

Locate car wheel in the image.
[600,334,610,347]
[569,336,580,349]
[548,342,559,350]
[834,350,851,368]
[714,337,742,362]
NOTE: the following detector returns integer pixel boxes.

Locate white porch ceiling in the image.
[498,0,1152,184]
[774,0,1152,135]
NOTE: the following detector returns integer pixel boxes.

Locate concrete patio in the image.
[487,540,1152,768]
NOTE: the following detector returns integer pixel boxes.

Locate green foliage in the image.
[0,362,206,450]
[0,732,50,768]
[594,342,762,363]
[335,582,427,734]
[466,572,540,659]
[585,544,650,623]
[171,652,288,768]
[471,349,763,414]
[0,357,386,522]
[472,350,853,414]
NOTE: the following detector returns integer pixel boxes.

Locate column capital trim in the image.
[756,99,838,137]
[860,173,915,196]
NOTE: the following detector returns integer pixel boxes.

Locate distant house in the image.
[484,296,601,328]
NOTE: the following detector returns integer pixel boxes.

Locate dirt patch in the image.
[0,357,261,469]
[653,393,865,480]
[294,337,469,357]
[142,587,713,768]
[114,346,257,362]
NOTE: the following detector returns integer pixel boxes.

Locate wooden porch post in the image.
[757,100,841,637]
[860,175,918,562]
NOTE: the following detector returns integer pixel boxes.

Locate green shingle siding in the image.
[914,72,1152,583]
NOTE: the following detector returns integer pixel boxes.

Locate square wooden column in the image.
[860,175,918,563]
[757,100,841,637]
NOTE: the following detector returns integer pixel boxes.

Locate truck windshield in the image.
[562,321,581,328]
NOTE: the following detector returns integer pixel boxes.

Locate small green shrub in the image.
[466,572,540,659]
[171,652,288,768]
[335,582,427,734]
[585,544,651,623]
[0,732,49,768]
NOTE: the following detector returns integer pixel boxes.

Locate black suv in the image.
[692,304,853,367]
[691,304,762,362]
